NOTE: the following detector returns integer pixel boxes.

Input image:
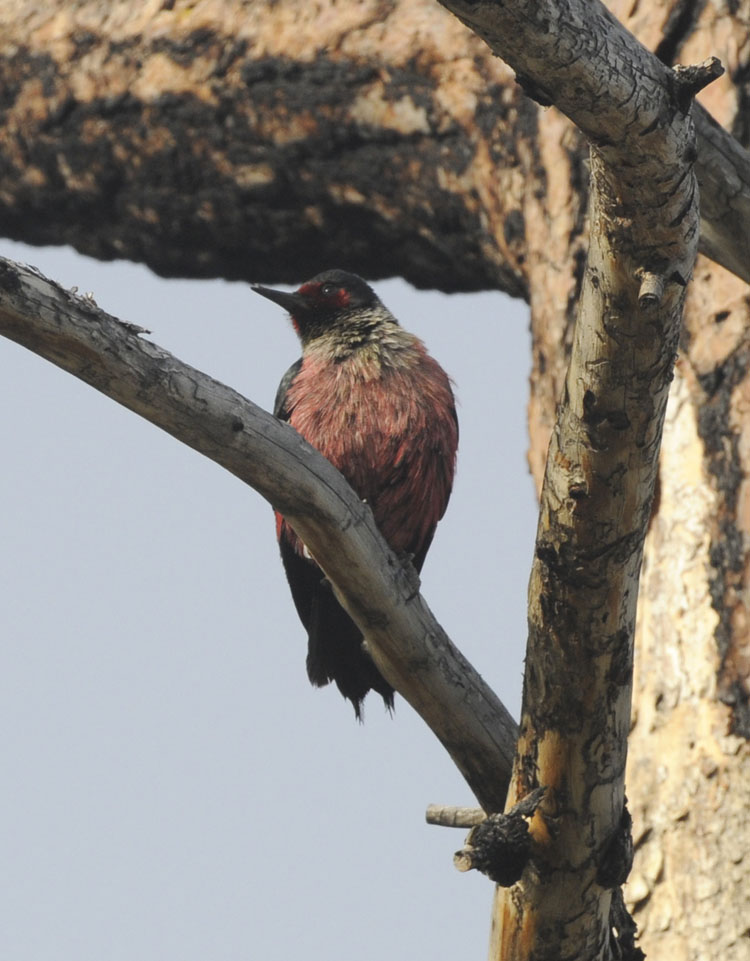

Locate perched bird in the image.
[253,270,458,717]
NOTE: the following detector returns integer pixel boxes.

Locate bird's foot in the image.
[397,551,422,600]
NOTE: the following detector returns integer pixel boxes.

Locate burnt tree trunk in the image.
[1,0,750,957]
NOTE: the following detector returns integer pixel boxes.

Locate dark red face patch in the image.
[298,281,351,310]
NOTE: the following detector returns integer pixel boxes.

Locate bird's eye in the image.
[320,283,338,297]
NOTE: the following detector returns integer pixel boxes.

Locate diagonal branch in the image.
[693,103,750,281]
[0,256,518,813]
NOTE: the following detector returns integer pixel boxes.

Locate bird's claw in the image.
[398,552,422,600]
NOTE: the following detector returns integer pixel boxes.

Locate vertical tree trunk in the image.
[524,2,750,955]
[627,355,750,957]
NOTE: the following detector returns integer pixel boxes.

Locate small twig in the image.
[637,271,665,309]
[425,804,487,828]
[672,57,724,112]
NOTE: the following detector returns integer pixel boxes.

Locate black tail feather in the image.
[279,534,394,716]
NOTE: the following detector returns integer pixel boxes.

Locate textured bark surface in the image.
[444,1,702,956]
[605,3,750,958]
[0,0,531,295]
[0,0,747,296]
[626,360,750,959]
[1,0,750,958]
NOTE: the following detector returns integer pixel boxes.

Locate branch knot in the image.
[453,787,546,886]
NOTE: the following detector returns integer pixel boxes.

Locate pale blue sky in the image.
[0,239,535,961]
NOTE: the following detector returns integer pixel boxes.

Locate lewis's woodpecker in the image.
[253,270,458,717]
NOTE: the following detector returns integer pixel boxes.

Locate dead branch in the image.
[0,256,518,813]
[425,805,486,828]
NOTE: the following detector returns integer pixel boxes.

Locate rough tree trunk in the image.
[602,4,750,959]
[1,0,750,957]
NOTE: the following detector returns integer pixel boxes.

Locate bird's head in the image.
[252,270,391,349]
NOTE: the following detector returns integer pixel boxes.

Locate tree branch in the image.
[0,0,746,287]
[425,804,487,828]
[437,0,749,285]
[0,0,529,295]
[692,103,750,282]
[0,256,518,813]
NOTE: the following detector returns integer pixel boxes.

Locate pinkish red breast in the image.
[282,342,457,560]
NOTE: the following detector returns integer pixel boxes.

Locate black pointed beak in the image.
[252,284,308,315]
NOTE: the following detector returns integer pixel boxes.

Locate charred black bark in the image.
[0,31,529,295]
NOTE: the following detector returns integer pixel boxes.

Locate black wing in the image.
[274,358,303,420]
